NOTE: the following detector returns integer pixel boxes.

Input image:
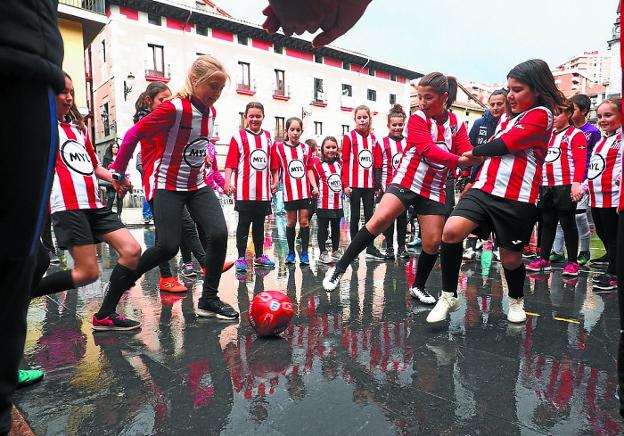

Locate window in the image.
[102,102,110,137]
[342,84,352,97]
[314,122,323,136]
[239,112,245,129]
[237,34,248,45]
[196,52,206,56]
[390,72,397,82]
[368,68,375,76]
[148,13,161,26]
[275,117,285,141]
[343,61,350,70]
[147,44,165,77]
[275,69,286,95]
[315,53,323,64]
[101,40,106,62]
[314,78,325,102]
[367,89,377,102]
[274,44,283,54]
[196,25,208,36]
[342,125,350,135]
[389,93,397,105]
[238,62,251,90]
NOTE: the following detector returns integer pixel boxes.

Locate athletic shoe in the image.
[562,261,580,277]
[48,251,60,265]
[196,299,239,320]
[507,297,526,323]
[526,258,551,272]
[592,273,610,283]
[300,251,310,265]
[254,255,275,268]
[594,274,617,291]
[426,292,459,323]
[398,246,410,259]
[222,260,235,273]
[407,237,422,248]
[332,251,342,261]
[492,248,500,262]
[549,252,566,263]
[285,252,296,265]
[159,277,188,293]
[92,313,141,331]
[319,251,333,264]
[17,369,44,389]
[235,257,247,272]
[590,253,609,266]
[474,239,483,251]
[409,286,436,305]
[181,263,197,278]
[463,247,476,261]
[323,268,344,291]
[365,247,385,261]
[384,248,395,260]
[577,251,591,266]
[522,246,536,259]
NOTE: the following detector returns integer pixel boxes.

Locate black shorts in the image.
[316,208,344,219]
[235,200,272,216]
[539,185,576,212]
[51,208,125,250]
[385,183,446,216]
[451,189,538,252]
[284,198,312,211]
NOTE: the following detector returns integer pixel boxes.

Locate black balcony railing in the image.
[59,0,105,14]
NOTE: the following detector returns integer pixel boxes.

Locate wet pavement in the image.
[14,209,623,435]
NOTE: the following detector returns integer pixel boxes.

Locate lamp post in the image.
[123,72,135,101]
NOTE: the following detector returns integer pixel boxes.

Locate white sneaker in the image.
[426,292,459,323]
[474,240,483,251]
[507,297,526,323]
[463,247,476,261]
[493,249,500,261]
[319,251,333,264]
[332,251,342,261]
[323,268,344,291]
[409,286,436,305]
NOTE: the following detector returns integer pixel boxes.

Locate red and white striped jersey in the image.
[588,129,622,208]
[380,136,407,188]
[50,122,103,214]
[392,110,471,203]
[270,141,313,202]
[225,129,273,202]
[473,106,553,204]
[311,159,343,210]
[619,146,624,213]
[341,129,382,189]
[542,126,587,186]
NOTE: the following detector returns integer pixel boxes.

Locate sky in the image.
[224,0,618,84]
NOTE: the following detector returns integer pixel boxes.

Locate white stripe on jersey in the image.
[381,136,406,188]
[233,130,273,201]
[588,129,622,208]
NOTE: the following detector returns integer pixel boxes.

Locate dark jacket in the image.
[0,0,65,91]
[468,110,499,147]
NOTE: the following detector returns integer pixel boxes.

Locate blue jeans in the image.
[142,199,153,220]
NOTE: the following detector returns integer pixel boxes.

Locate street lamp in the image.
[123,72,135,101]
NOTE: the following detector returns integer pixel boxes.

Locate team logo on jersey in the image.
[327,174,342,193]
[60,140,94,176]
[288,159,306,179]
[391,152,403,170]
[250,149,268,171]
[183,137,208,168]
[587,154,605,180]
[545,146,561,163]
[269,301,280,311]
[357,149,373,169]
[423,141,450,171]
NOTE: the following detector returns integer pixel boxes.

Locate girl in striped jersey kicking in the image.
[309,136,344,264]
[436,59,566,324]
[270,117,314,265]
[324,73,477,300]
[225,102,276,272]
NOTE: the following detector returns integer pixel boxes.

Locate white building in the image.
[555,52,611,86]
[606,1,621,97]
[89,0,422,185]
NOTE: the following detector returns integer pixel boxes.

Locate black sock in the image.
[286,226,296,252]
[413,251,438,289]
[96,264,137,319]
[300,226,310,253]
[32,270,75,299]
[440,242,463,297]
[504,264,526,299]
[335,227,376,272]
[468,237,477,250]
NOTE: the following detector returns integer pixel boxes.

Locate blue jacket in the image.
[468,110,500,147]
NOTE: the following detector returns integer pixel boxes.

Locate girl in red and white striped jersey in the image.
[324,73,477,299]
[437,59,566,325]
[270,117,314,265]
[380,104,408,260]
[32,73,143,331]
[526,101,587,277]
[224,102,275,272]
[309,136,343,264]
[112,55,237,320]
[342,105,384,259]
[587,98,622,291]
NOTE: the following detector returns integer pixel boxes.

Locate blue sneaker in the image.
[254,255,275,268]
[300,251,310,265]
[285,251,296,264]
[235,257,247,272]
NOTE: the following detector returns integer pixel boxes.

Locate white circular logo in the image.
[183,137,208,168]
[249,149,268,171]
[545,146,561,163]
[327,174,342,193]
[60,140,94,176]
[423,141,450,171]
[357,149,373,169]
[587,154,605,180]
[269,301,280,311]
[392,152,403,170]
[287,159,305,179]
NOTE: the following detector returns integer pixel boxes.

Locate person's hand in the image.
[458,152,482,168]
[344,187,352,197]
[616,175,621,186]
[271,183,278,195]
[312,187,319,198]
[113,179,132,198]
[224,181,235,196]
[570,182,584,202]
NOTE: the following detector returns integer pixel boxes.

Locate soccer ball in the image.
[249,291,294,337]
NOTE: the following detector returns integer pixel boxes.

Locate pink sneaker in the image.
[526,258,551,272]
[562,261,580,277]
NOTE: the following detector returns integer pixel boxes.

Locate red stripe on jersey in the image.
[240,132,252,200]
[165,99,192,190]
[253,134,263,201]
[381,137,406,188]
[57,124,80,209]
[543,127,585,186]
[272,142,312,202]
[588,130,622,208]
[342,130,379,189]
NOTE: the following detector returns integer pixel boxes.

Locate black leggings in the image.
[136,187,227,302]
[318,217,341,253]
[236,211,265,258]
[179,206,206,266]
[383,210,407,249]
[592,207,618,275]
[616,211,624,330]
[349,188,375,241]
[105,187,123,216]
[539,206,578,262]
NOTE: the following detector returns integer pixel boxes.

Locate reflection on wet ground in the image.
[15,215,622,435]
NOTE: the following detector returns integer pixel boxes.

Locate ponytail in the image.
[133,82,170,123]
[418,72,458,110]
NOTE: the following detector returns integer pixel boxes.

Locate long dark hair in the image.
[320,136,340,162]
[418,72,458,110]
[507,59,566,115]
[63,72,85,129]
[133,82,171,123]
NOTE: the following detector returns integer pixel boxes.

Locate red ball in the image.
[249,291,294,337]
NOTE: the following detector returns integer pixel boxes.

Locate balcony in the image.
[145,63,171,83]
[57,0,107,47]
[340,95,354,112]
[59,0,105,14]
[311,92,327,108]
[272,87,290,101]
[236,82,256,96]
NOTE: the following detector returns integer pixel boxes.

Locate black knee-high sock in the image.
[468,237,477,250]
[440,242,463,297]
[413,251,438,289]
[335,227,376,272]
[96,264,137,318]
[504,264,526,299]
[300,226,310,253]
[286,226,296,252]
[31,270,75,299]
